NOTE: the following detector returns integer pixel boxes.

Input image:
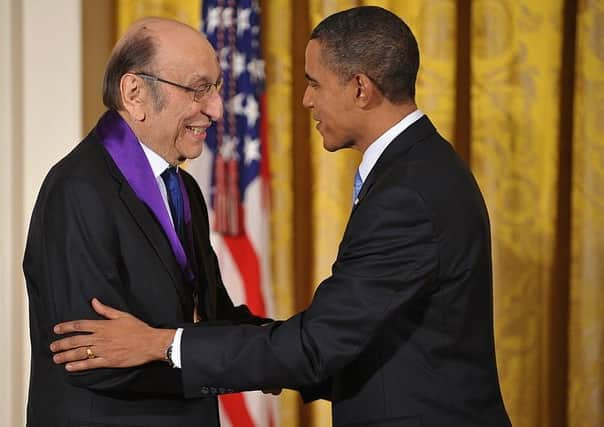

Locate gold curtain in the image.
[471,1,564,425]
[116,0,200,36]
[262,0,299,426]
[384,0,457,141]
[569,1,604,427]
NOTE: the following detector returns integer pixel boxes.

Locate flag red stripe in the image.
[220,393,256,427]
[223,231,266,317]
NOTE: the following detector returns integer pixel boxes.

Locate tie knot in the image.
[161,166,179,182]
[161,166,185,238]
[161,167,181,195]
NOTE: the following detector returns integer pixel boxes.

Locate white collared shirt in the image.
[358,109,424,183]
[139,141,176,226]
[139,142,185,367]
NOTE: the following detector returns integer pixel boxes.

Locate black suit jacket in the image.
[23,125,261,427]
[180,116,511,427]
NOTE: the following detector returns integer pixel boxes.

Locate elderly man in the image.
[51,6,512,427]
[23,18,265,427]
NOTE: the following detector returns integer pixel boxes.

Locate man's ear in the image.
[353,74,378,108]
[120,73,146,121]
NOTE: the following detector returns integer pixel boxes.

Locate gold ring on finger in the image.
[86,347,96,360]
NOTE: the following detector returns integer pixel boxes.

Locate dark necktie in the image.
[353,169,363,204]
[161,166,186,245]
[161,167,199,319]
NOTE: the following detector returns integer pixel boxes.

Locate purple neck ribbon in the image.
[96,110,192,276]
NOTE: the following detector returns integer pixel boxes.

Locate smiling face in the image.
[134,21,223,165]
[302,39,363,152]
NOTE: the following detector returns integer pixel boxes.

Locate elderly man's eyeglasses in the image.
[134,72,223,102]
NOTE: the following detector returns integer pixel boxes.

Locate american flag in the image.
[188,1,276,426]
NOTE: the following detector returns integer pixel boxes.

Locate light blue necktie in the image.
[353,169,363,204]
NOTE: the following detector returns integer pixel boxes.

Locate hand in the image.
[50,298,175,372]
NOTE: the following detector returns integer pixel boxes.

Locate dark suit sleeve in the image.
[41,178,184,395]
[299,378,333,403]
[180,185,439,397]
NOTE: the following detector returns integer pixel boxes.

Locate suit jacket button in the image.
[210,387,218,394]
[201,386,209,395]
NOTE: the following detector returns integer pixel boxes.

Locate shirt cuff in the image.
[171,328,183,369]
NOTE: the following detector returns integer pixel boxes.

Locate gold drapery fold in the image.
[265,0,295,322]
[263,0,299,425]
[471,1,564,426]
[116,0,200,37]
[384,0,457,141]
[569,1,604,426]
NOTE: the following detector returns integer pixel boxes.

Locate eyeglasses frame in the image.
[134,72,223,102]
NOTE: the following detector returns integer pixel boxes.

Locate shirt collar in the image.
[138,141,174,178]
[358,109,424,181]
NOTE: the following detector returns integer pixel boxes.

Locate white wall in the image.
[0,0,82,424]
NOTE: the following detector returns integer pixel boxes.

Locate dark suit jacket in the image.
[23,124,261,427]
[180,116,511,427]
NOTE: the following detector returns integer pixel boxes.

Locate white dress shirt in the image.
[138,142,186,368]
[358,109,424,183]
[139,141,178,226]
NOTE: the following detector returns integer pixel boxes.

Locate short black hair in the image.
[310,6,419,103]
[102,30,164,111]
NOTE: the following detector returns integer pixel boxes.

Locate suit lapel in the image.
[95,111,190,271]
[116,177,187,302]
[92,130,188,305]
